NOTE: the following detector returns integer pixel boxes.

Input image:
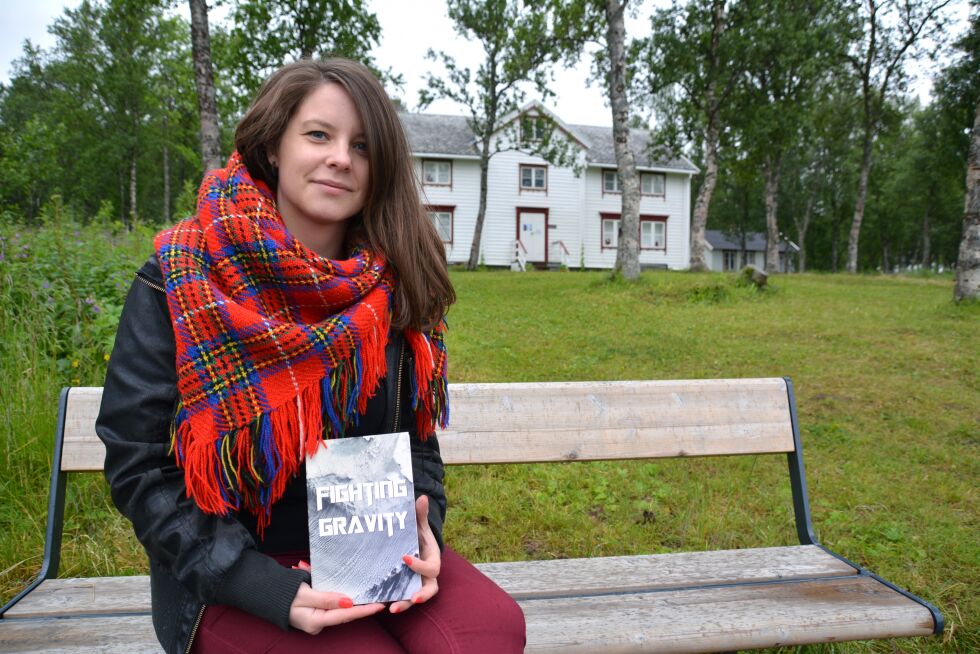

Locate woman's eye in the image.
[353,141,368,154]
[306,130,327,140]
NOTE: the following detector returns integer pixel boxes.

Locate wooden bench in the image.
[0,378,942,653]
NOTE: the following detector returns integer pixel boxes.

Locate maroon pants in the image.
[190,546,526,653]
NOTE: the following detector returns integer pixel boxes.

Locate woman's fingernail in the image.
[413,596,423,604]
[391,605,401,614]
[402,555,413,565]
[339,598,353,609]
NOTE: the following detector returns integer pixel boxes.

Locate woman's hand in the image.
[288,577,385,635]
[388,494,441,614]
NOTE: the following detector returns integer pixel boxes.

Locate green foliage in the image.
[225,0,389,113]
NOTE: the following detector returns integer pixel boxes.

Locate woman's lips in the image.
[313,180,352,194]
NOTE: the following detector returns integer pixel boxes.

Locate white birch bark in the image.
[954,97,980,301]
[606,0,640,281]
[190,0,222,172]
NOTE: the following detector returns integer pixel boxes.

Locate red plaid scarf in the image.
[154,153,448,531]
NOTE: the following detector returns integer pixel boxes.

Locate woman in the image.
[96,58,526,654]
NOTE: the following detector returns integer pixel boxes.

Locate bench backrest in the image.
[59,377,796,471]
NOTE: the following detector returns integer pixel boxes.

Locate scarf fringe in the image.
[170,323,392,535]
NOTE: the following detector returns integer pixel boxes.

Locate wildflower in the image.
[72,377,80,385]
[42,281,50,290]
[103,354,110,361]
[71,360,79,369]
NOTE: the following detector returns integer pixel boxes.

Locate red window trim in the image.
[600,170,667,198]
[425,204,455,244]
[519,164,548,194]
[599,213,668,251]
[422,159,453,189]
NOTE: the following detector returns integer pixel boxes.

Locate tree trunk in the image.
[129,153,138,226]
[690,118,719,271]
[794,196,812,273]
[921,195,931,269]
[467,142,491,270]
[954,97,980,301]
[606,0,640,281]
[762,154,782,274]
[190,0,222,172]
[847,132,874,273]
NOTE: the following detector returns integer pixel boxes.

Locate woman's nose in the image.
[325,141,352,170]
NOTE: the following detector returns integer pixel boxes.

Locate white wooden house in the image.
[400,103,698,270]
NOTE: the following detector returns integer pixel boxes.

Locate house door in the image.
[518,210,547,263]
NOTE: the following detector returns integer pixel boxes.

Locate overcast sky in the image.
[0,0,969,129]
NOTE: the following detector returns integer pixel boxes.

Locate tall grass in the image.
[1,219,977,653]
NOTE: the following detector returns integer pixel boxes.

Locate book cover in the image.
[306,431,422,604]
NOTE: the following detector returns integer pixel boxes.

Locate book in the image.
[305,431,422,605]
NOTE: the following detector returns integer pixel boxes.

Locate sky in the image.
[0,0,970,129]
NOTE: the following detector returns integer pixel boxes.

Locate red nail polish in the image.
[413,596,423,604]
[402,555,413,565]
[391,605,400,614]
[339,598,353,609]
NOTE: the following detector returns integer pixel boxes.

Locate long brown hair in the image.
[235,59,454,332]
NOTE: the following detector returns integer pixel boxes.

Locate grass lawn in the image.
[1,227,977,652]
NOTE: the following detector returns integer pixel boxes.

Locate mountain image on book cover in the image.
[306,432,422,604]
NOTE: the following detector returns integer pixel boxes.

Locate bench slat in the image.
[0,615,159,654]
[478,545,855,599]
[521,575,935,653]
[61,379,794,470]
[5,546,854,618]
[1,576,933,654]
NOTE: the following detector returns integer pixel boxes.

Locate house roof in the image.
[569,124,697,173]
[398,112,698,173]
[704,230,799,253]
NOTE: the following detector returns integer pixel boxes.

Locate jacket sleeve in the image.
[398,348,448,551]
[95,257,308,630]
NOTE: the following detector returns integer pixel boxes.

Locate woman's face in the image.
[270,83,369,250]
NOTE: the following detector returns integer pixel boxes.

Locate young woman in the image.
[96,58,526,654]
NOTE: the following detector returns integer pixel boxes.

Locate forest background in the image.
[0,0,977,275]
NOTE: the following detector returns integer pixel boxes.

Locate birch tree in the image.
[189,0,221,172]
[604,0,641,280]
[736,0,850,273]
[844,0,952,273]
[954,97,980,301]
[642,0,746,271]
[420,0,590,271]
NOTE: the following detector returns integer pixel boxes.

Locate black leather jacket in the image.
[96,256,447,654]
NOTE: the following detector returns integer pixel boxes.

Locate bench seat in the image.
[0,545,935,653]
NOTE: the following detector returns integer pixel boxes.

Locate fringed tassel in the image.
[169,325,390,536]
[406,323,450,440]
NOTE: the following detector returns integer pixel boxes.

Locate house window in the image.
[520,165,547,191]
[640,219,666,249]
[723,250,737,271]
[602,217,618,248]
[422,160,451,186]
[641,173,666,196]
[601,213,668,251]
[602,170,620,193]
[521,115,546,143]
[426,205,454,243]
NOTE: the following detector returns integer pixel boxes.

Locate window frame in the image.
[519,164,548,193]
[421,159,452,188]
[520,115,547,143]
[425,204,455,244]
[599,213,669,251]
[602,169,620,194]
[641,172,666,197]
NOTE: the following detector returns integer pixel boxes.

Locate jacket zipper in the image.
[392,338,405,431]
[183,603,206,654]
[135,272,165,293]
